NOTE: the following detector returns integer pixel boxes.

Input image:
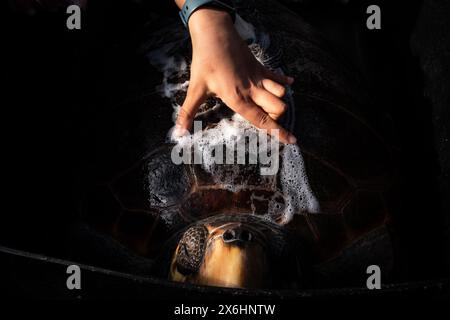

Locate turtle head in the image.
[168,214,306,289]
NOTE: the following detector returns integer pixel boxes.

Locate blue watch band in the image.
[179,0,235,28]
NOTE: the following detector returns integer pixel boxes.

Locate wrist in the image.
[189,8,235,38]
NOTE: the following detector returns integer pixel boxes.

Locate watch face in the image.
[4,0,450,304]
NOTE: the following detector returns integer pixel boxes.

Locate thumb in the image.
[175,83,207,136]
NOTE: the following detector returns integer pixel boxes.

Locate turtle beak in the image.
[171,225,271,289]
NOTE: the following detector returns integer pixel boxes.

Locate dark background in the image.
[3,0,449,298]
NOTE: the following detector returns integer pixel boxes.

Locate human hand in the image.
[174,7,297,144]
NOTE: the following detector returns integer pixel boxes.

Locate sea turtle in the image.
[83,0,396,289]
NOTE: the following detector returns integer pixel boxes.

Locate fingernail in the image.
[288,134,297,144]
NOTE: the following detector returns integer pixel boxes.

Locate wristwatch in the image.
[179,0,236,28]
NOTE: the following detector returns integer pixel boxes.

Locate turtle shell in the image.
[84,0,396,271]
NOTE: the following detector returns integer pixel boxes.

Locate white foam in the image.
[172,114,278,190]
[170,115,320,222]
[279,144,320,222]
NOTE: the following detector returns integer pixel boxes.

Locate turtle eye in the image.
[176,225,208,276]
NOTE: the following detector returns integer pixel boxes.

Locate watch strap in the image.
[179,0,235,28]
